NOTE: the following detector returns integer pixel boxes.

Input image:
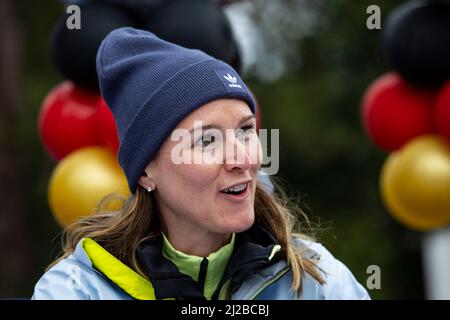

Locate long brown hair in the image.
[50,179,325,294]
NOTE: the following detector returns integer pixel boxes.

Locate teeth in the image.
[224,183,247,193]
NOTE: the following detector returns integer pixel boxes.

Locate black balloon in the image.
[426,0,450,5]
[94,0,166,21]
[143,0,241,72]
[51,2,136,89]
[383,2,450,88]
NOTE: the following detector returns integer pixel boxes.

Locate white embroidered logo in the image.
[223,73,242,88]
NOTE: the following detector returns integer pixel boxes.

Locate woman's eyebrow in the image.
[238,114,256,125]
[188,115,256,134]
[188,124,220,135]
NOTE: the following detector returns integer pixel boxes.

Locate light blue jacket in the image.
[32,237,371,300]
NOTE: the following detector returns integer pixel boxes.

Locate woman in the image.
[32,27,370,300]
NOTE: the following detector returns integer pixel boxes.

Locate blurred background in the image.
[2,0,450,299]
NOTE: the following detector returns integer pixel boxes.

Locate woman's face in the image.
[139,99,262,240]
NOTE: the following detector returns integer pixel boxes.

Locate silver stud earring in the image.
[146,187,153,193]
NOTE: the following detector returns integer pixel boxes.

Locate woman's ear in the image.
[138,162,157,191]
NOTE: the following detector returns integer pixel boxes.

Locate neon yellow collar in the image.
[81,238,157,300]
[162,233,235,300]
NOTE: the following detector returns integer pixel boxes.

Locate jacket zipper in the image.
[198,258,208,291]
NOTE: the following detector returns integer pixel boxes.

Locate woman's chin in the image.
[222,212,255,234]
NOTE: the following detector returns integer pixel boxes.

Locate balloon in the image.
[96,98,119,155]
[255,102,262,132]
[38,81,103,160]
[50,2,136,89]
[426,0,450,5]
[380,135,450,231]
[89,0,166,21]
[361,73,436,151]
[48,146,130,227]
[248,88,262,131]
[434,80,450,143]
[383,2,450,87]
[143,0,241,72]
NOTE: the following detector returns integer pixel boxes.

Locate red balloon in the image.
[435,80,450,144]
[247,88,262,132]
[255,99,262,132]
[361,73,436,151]
[96,98,119,155]
[38,81,103,160]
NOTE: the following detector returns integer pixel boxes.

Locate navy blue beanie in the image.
[96,27,256,193]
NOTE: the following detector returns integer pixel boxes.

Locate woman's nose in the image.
[223,134,252,172]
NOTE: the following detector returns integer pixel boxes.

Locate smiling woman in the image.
[32,27,370,300]
[140,99,261,258]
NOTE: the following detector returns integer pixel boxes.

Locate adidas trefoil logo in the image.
[224,73,242,88]
[224,73,237,83]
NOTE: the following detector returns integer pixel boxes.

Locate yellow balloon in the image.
[48,146,130,227]
[380,135,450,231]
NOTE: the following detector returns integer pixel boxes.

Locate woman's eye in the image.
[241,124,255,132]
[237,124,255,138]
[196,134,216,147]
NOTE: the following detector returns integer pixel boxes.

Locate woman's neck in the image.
[162,224,232,257]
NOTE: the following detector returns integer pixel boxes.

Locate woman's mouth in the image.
[220,182,250,201]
